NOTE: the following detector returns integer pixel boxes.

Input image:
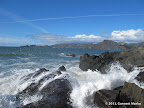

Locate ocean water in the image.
[0,47,144,108]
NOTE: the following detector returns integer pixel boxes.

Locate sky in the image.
[0,0,144,46]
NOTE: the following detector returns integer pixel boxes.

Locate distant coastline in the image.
[20,40,144,50]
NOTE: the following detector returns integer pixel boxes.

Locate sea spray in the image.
[69,62,144,108]
[1,47,144,108]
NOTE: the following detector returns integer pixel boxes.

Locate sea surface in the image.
[0,47,143,108]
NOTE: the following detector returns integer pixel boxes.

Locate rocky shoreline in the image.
[16,47,144,108]
[79,47,144,108]
[79,47,144,73]
[16,66,72,108]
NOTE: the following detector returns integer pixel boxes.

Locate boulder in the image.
[135,71,144,83]
[79,47,144,73]
[17,68,72,108]
[79,51,114,73]
[33,68,49,78]
[17,71,61,99]
[20,79,72,108]
[119,82,144,108]
[94,89,120,108]
[94,83,144,108]
[21,68,49,83]
[58,66,66,71]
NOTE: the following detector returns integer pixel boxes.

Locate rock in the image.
[21,68,49,83]
[135,71,144,83]
[113,86,123,91]
[79,47,144,73]
[66,54,75,57]
[17,71,62,100]
[94,83,144,108]
[137,64,144,67]
[33,68,49,78]
[59,66,66,71]
[17,68,72,108]
[119,82,144,108]
[94,89,120,108]
[79,51,114,73]
[19,79,72,108]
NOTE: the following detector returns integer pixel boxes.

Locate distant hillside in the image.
[21,40,144,50]
[51,40,139,50]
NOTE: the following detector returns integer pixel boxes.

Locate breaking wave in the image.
[0,61,144,108]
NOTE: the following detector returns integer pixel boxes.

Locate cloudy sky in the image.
[0,0,144,46]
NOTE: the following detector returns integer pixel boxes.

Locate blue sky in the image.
[0,0,144,46]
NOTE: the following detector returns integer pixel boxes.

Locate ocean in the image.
[0,47,143,108]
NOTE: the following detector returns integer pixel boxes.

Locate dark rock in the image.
[17,71,62,100]
[79,51,114,73]
[66,54,75,57]
[137,64,144,67]
[79,47,144,73]
[94,83,144,108]
[119,82,144,108]
[113,86,123,91]
[33,68,49,78]
[135,72,144,83]
[94,89,120,108]
[17,68,72,108]
[19,79,72,108]
[20,68,49,84]
[59,66,66,71]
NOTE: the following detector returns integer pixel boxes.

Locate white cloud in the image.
[110,29,144,42]
[1,29,144,46]
[33,29,144,45]
[32,34,104,45]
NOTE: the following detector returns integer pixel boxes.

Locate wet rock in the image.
[21,68,49,84]
[33,68,49,78]
[66,54,75,57]
[135,71,144,83]
[17,67,72,108]
[19,79,72,108]
[113,86,123,91]
[137,64,144,67]
[17,71,62,99]
[59,66,66,71]
[94,83,144,108]
[94,89,120,108]
[79,47,144,73]
[119,82,144,108]
[79,51,114,73]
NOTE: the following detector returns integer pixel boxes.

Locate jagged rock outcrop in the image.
[94,89,120,108]
[79,47,144,73]
[135,71,144,83]
[17,66,72,108]
[119,82,144,108]
[20,79,72,108]
[94,82,144,108]
[58,66,66,71]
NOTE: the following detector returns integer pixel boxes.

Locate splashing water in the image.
[0,47,144,108]
[68,62,144,108]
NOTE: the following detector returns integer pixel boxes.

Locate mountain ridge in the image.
[51,40,144,50]
[21,40,144,50]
